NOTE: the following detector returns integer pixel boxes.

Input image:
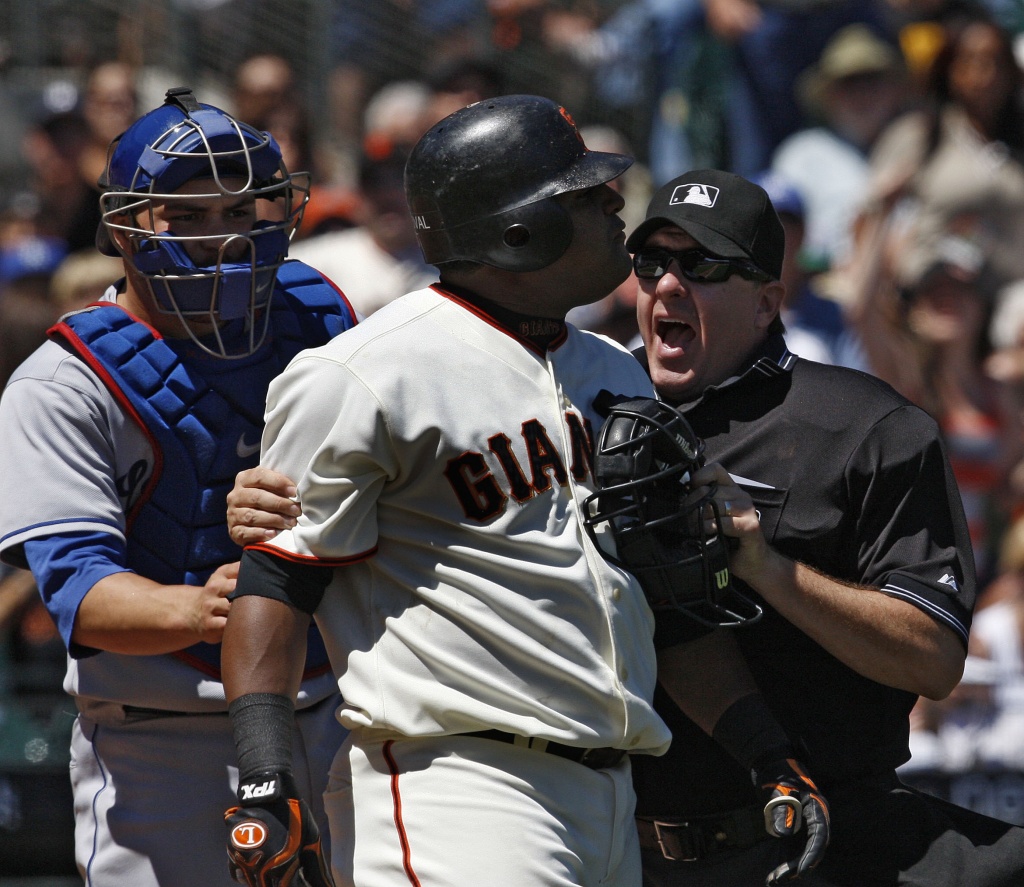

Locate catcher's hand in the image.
[754,757,830,885]
[225,771,334,887]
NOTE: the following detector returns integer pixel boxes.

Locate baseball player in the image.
[0,88,357,886]
[219,95,673,887]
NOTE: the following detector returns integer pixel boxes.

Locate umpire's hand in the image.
[754,757,831,884]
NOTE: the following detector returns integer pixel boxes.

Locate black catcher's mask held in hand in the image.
[583,398,762,627]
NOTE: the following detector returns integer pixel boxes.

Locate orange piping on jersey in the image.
[382,740,424,887]
[246,541,378,567]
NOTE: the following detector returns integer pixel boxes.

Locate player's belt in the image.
[636,806,769,861]
[463,729,626,770]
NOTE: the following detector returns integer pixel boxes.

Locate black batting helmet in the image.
[404,94,633,272]
[582,398,762,627]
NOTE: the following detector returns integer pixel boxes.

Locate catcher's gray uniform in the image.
[0,301,346,887]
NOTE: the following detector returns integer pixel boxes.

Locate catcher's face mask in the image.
[582,397,762,627]
[97,87,308,359]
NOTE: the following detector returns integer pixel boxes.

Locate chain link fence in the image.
[0,1,652,197]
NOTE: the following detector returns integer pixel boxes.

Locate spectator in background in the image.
[421,55,506,132]
[231,52,297,129]
[752,169,866,368]
[0,235,68,390]
[326,0,481,175]
[48,249,122,314]
[19,110,95,253]
[540,0,722,185]
[296,79,434,243]
[867,10,1024,292]
[288,147,436,318]
[79,61,139,201]
[970,514,1024,769]
[359,79,433,162]
[903,513,1024,774]
[704,0,896,176]
[772,24,908,271]
[986,277,1024,454]
[858,234,1024,584]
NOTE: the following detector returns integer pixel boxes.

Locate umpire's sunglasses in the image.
[632,248,773,284]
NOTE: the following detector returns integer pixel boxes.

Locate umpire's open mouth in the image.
[657,318,696,352]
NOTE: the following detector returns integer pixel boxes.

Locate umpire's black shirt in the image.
[632,333,976,815]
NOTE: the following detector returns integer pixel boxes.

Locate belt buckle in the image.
[652,820,705,862]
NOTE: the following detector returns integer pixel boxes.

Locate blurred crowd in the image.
[4,0,1024,778]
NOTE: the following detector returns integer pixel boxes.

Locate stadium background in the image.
[0,1,1022,884]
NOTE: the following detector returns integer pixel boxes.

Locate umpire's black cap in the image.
[627,169,785,280]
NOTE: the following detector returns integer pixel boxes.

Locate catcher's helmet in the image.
[582,398,762,627]
[97,87,307,358]
[404,94,633,272]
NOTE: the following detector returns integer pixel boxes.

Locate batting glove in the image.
[753,757,831,885]
[225,770,334,887]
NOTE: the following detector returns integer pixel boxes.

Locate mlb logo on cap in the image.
[670,184,719,209]
[626,168,785,280]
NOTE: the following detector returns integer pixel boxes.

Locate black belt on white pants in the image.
[462,729,627,770]
[636,805,770,861]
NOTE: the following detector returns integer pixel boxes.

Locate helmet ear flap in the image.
[425,198,573,272]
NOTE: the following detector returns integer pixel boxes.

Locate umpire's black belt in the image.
[636,805,769,861]
[463,729,626,770]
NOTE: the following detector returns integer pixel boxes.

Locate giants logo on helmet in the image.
[230,820,269,849]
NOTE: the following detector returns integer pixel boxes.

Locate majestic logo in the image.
[239,779,277,801]
[116,458,150,511]
[938,573,959,592]
[236,433,262,459]
[670,183,719,208]
[230,820,269,849]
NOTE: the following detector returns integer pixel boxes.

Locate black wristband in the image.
[229,692,294,782]
[711,693,794,773]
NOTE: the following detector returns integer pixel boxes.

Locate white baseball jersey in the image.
[251,285,672,754]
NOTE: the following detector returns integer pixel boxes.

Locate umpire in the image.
[628,169,1024,886]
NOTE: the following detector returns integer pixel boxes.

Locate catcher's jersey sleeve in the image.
[0,340,146,564]
[22,532,130,656]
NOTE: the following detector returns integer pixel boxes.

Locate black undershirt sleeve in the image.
[229,548,332,615]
